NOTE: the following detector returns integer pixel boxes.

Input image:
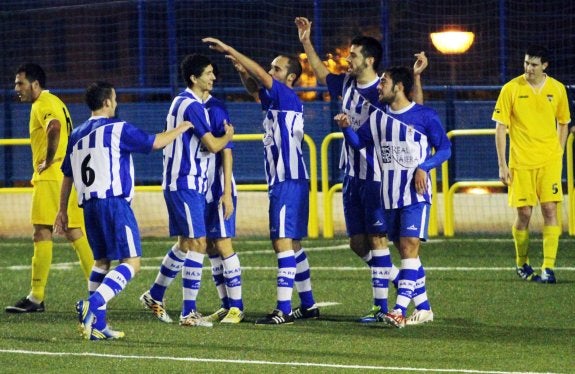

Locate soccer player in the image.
[6,63,94,314]
[54,81,192,340]
[203,36,319,325]
[493,45,571,284]
[201,88,244,324]
[295,16,427,322]
[140,54,234,327]
[376,67,450,327]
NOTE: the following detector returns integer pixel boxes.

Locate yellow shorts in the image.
[31,180,84,227]
[508,159,563,207]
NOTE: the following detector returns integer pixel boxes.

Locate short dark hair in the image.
[180,54,213,88]
[281,54,303,84]
[525,45,550,64]
[350,36,383,71]
[85,81,114,111]
[384,66,414,97]
[16,63,47,88]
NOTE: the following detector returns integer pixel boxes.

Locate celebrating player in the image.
[54,81,192,340]
[203,36,319,325]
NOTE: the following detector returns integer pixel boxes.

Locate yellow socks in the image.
[72,236,95,280]
[30,241,53,302]
[512,226,529,267]
[542,225,560,269]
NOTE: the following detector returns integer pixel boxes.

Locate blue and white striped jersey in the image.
[204,95,237,203]
[162,88,213,193]
[258,79,309,186]
[326,73,383,181]
[61,116,155,206]
[368,102,451,209]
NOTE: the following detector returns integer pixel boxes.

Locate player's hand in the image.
[295,17,312,43]
[220,193,234,220]
[223,120,234,140]
[54,210,68,235]
[179,121,194,131]
[226,55,247,74]
[37,160,51,174]
[414,168,428,195]
[413,52,428,76]
[498,165,511,186]
[202,37,229,54]
[333,113,350,128]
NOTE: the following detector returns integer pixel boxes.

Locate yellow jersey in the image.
[492,74,571,169]
[29,90,73,182]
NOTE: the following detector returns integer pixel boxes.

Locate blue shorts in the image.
[342,175,387,236]
[205,196,237,239]
[163,189,206,238]
[384,202,430,242]
[268,180,309,240]
[83,197,142,261]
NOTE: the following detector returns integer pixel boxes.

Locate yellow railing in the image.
[320,132,438,238]
[0,134,320,238]
[442,129,503,237]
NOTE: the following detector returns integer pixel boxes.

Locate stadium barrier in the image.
[2,132,573,238]
[319,132,439,238]
[0,134,320,239]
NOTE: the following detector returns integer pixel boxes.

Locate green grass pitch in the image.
[0,235,573,373]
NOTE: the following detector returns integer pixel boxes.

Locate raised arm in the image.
[294,17,330,85]
[411,51,428,105]
[203,37,273,90]
[227,55,260,100]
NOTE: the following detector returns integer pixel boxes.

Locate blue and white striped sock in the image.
[89,263,135,319]
[371,248,391,313]
[276,250,296,315]
[88,266,108,330]
[394,258,419,315]
[412,257,431,311]
[209,254,229,309]
[223,253,243,310]
[182,250,204,316]
[294,248,315,308]
[150,244,186,301]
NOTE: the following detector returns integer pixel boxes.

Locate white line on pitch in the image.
[0,349,559,374]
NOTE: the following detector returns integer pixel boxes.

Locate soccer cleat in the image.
[291,304,320,320]
[5,297,45,313]
[203,307,229,323]
[255,309,294,325]
[515,263,541,282]
[76,300,96,339]
[140,291,173,323]
[384,309,406,328]
[540,268,556,284]
[89,326,126,341]
[357,305,384,323]
[179,311,213,327]
[220,307,245,324]
[406,309,434,326]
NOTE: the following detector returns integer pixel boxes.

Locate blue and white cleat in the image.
[76,300,95,340]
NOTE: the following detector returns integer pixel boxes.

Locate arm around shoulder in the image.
[152,121,193,150]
